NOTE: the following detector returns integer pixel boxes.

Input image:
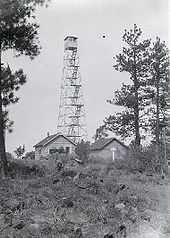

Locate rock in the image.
[62,170,77,178]
[103,234,115,238]
[41,223,52,235]
[74,228,83,238]
[57,162,63,171]
[53,178,60,184]
[61,198,74,208]
[119,184,127,191]
[115,184,128,194]
[29,223,40,230]
[31,214,47,224]
[13,221,25,230]
[67,211,89,224]
[115,203,125,210]
[5,198,20,211]
[74,172,92,189]
[4,209,13,226]
[140,213,151,222]
[116,225,127,237]
[27,223,40,235]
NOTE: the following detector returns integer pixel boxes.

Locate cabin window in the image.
[66,147,70,154]
[49,148,58,154]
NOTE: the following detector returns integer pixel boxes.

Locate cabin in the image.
[34,133,76,160]
[90,137,128,162]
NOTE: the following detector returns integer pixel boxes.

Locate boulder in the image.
[13,221,25,230]
[116,225,127,237]
[61,197,74,208]
[67,211,89,224]
[103,234,115,238]
[115,203,125,210]
[74,227,83,238]
[5,198,20,211]
[53,178,60,184]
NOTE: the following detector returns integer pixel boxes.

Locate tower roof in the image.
[64,36,78,41]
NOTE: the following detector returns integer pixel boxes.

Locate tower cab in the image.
[64,36,78,50]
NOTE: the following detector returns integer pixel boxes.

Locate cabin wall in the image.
[90,140,128,163]
[35,136,75,160]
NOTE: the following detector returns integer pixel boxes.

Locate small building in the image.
[34,133,76,160]
[90,137,128,162]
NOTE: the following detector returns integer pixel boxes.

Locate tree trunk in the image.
[155,68,161,173]
[0,43,8,177]
[133,48,140,149]
[134,89,140,147]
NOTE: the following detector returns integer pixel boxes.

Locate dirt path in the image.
[128,177,170,238]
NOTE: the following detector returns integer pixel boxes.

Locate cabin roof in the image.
[90,137,128,151]
[34,133,76,148]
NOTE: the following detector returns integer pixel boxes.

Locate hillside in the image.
[0,158,169,238]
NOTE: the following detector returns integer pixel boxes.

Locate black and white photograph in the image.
[0,0,169,237]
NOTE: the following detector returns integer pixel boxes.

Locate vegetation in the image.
[75,140,91,163]
[96,25,152,147]
[14,145,25,159]
[25,151,35,160]
[0,0,49,176]
[95,25,169,171]
[0,155,167,237]
[165,80,170,161]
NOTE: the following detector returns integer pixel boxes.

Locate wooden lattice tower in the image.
[57,36,87,143]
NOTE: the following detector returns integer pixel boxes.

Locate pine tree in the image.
[148,38,169,162]
[97,25,151,147]
[2,64,26,132]
[165,82,170,163]
[0,0,48,176]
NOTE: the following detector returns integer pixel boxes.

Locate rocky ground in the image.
[0,158,169,238]
[128,175,170,238]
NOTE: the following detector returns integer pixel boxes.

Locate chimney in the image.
[47,132,50,137]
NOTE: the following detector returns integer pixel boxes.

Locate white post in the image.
[111,147,116,161]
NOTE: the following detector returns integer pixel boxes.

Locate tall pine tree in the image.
[148,38,169,147]
[96,25,151,147]
[0,0,48,176]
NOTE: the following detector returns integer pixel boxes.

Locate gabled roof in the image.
[34,133,76,148]
[90,137,128,151]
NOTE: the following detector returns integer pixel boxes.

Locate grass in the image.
[0,157,168,238]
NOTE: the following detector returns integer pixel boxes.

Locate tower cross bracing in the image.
[57,36,87,143]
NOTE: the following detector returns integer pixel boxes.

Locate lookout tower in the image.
[57,36,87,143]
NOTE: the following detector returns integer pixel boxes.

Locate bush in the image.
[75,140,90,163]
[24,151,35,160]
[7,159,46,178]
[114,145,161,174]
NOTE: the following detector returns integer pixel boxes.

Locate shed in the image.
[90,137,128,162]
[34,133,76,160]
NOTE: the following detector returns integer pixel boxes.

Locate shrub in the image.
[7,159,45,178]
[24,151,35,160]
[114,144,161,174]
[75,140,90,163]
[6,152,15,160]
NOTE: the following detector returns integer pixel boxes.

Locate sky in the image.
[4,0,169,153]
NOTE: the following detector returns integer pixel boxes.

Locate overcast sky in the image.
[5,0,168,153]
